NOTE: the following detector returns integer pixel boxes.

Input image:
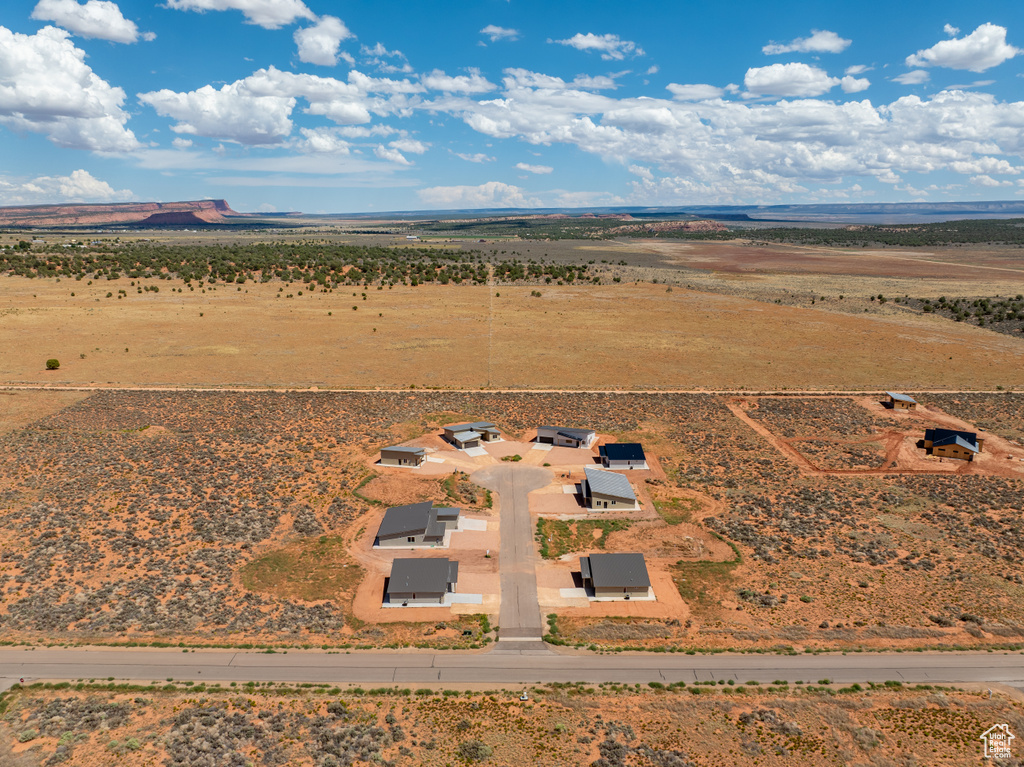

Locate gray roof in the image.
[377,502,435,538]
[584,466,636,502]
[387,558,459,595]
[581,553,650,589]
[381,446,426,455]
[538,425,595,440]
[926,428,980,452]
[885,392,917,404]
[447,421,497,433]
[453,430,482,442]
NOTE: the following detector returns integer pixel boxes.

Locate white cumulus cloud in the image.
[418,181,539,208]
[374,144,411,165]
[389,137,427,154]
[840,75,870,93]
[516,162,553,174]
[165,0,315,29]
[0,169,132,205]
[0,25,139,151]
[667,83,725,101]
[294,16,352,66]
[421,69,496,94]
[744,63,839,97]
[552,33,644,60]
[31,0,147,44]
[906,22,1020,72]
[480,24,518,42]
[893,70,930,85]
[762,29,851,55]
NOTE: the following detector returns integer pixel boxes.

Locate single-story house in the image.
[375,501,460,547]
[379,445,426,467]
[535,425,597,449]
[386,558,459,605]
[924,428,984,461]
[579,552,651,599]
[599,443,647,470]
[443,421,501,449]
[886,392,918,410]
[582,466,637,510]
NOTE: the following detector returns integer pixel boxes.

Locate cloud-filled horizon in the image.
[1,0,1023,212]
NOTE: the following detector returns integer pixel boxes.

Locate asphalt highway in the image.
[2,646,1023,691]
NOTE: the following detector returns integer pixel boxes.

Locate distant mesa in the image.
[0,199,285,228]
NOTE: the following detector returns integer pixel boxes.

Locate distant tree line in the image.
[0,241,595,286]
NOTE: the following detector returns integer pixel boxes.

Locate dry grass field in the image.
[0,389,1021,653]
[3,276,1024,389]
[1,681,1020,767]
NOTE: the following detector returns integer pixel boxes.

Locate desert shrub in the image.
[45,359,60,370]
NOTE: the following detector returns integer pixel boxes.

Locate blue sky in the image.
[1,0,1024,212]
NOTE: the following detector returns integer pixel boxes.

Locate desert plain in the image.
[1,230,1023,765]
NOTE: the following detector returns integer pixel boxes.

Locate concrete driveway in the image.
[471,464,552,639]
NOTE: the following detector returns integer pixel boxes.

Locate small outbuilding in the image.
[535,425,597,449]
[379,446,426,467]
[386,558,459,605]
[579,553,651,599]
[443,422,501,449]
[886,392,918,410]
[924,428,984,461]
[582,466,637,510]
[375,501,460,548]
[599,443,647,470]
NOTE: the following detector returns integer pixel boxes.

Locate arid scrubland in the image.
[0,390,1021,652]
[1,681,1020,767]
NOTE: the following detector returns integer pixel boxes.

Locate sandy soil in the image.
[4,684,1021,767]
[4,277,1024,389]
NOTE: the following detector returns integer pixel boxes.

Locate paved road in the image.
[2,647,1023,691]
[470,464,552,639]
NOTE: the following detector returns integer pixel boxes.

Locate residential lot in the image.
[0,389,1021,652]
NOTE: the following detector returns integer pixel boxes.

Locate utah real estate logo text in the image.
[980,724,1014,760]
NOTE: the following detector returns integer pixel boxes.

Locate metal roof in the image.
[581,553,650,589]
[885,392,917,404]
[381,446,426,455]
[599,443,646,462]
[926,428,980,452]
[453,430,482,442]
[584,466,636,501]
[446,421,496,433]
[538,426,595,440]
[931,431,980,452]
[377,502,433,538]
[387,558,459,595]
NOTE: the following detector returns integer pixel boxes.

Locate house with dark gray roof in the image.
[579,553,651,599]
[379,445,426,467]
[582,466,637,510]
[535,425,597,449]
[598,443,647,470]
[443,422,501,449]
[924,428,983,461]
[375,501,460,548]
[886,392,917,410]
[386,558,459,605]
